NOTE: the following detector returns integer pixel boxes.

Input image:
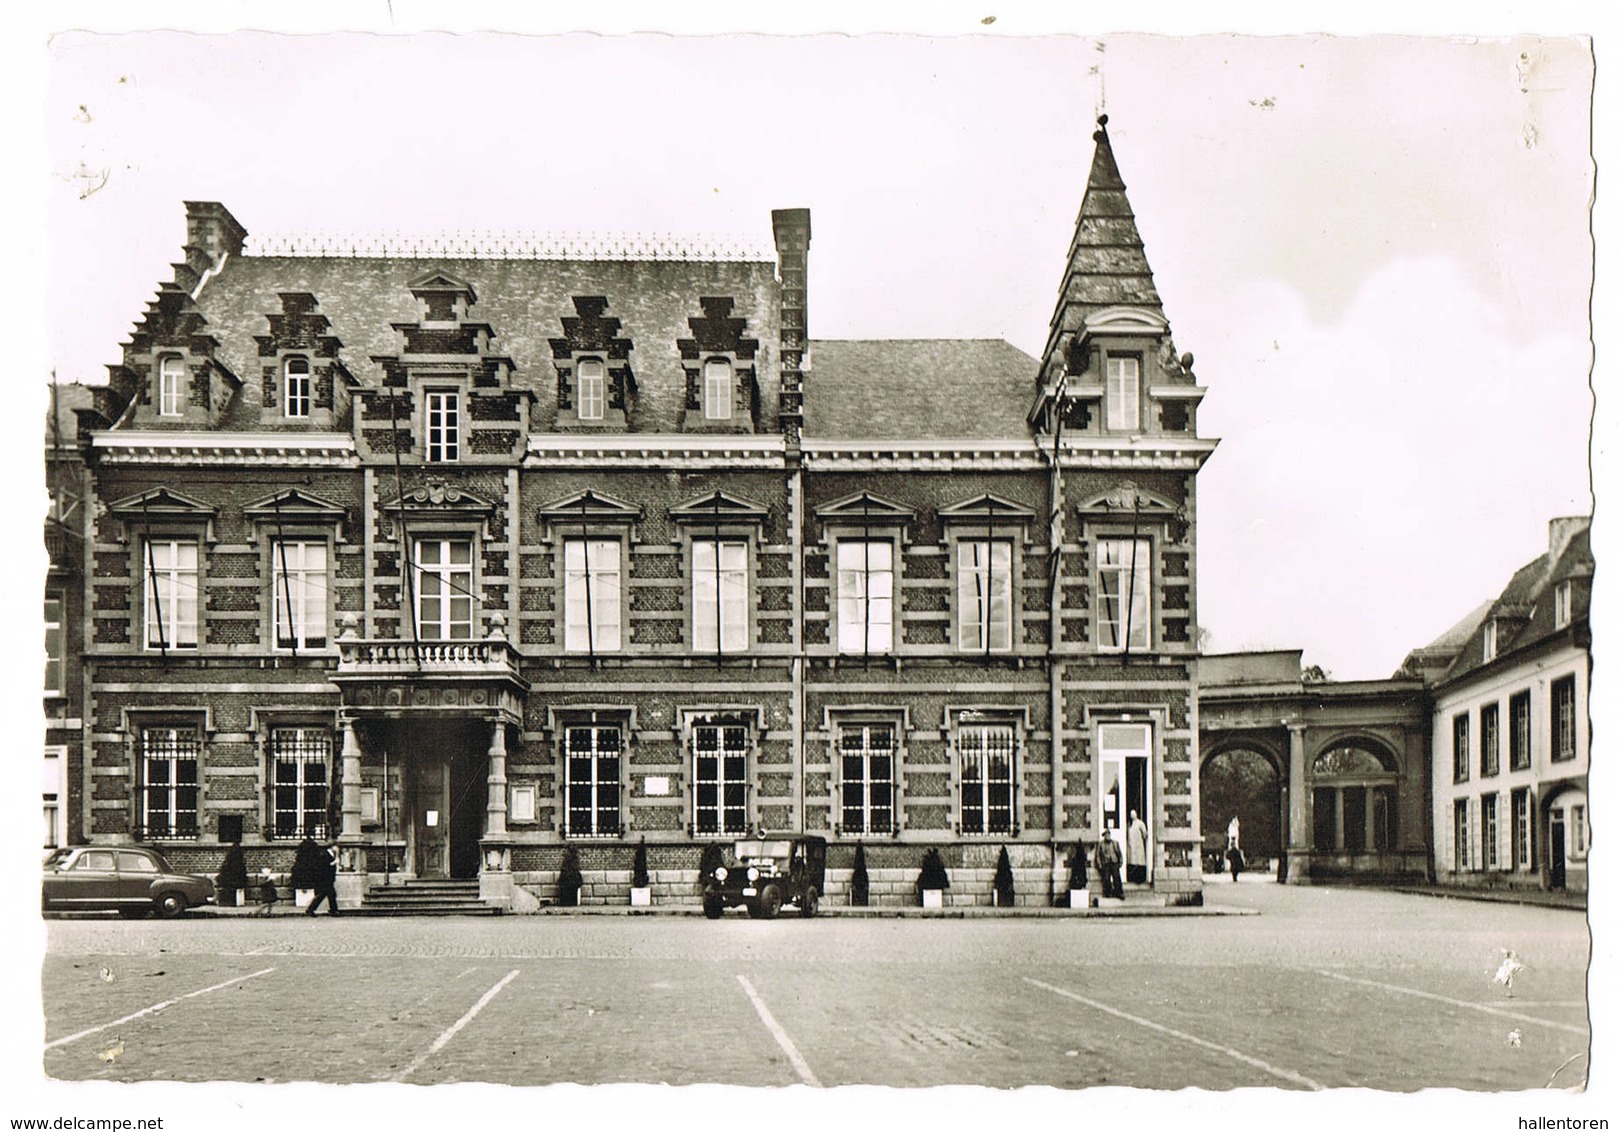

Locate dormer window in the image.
[283,356,311,418]
[158,356,185,417]
[1105,356,1140,431]
[1482,619,1498,662]
[576,359,605,421]
[704,358,733,421]
[425,389,459,463]
[1554,580,1573,629]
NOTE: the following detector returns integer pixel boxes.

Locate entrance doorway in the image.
[394,721,488,881]
[1549,808,1567,889]
[1098,722,1152,883]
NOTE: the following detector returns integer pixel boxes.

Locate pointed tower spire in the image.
[1037,116,1165,391]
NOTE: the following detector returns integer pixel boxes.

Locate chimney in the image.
[771,208,811,446]
[183,201,249,272]
[1547,515,1589,565]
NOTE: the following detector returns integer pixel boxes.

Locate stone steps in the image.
[357,879,500,916]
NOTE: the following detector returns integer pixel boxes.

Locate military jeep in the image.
[702,835,826,919]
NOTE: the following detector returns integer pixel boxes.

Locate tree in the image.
[916,847,950,899]
[631,840,650,889]
[556,847,583,907]
[290,837,326,891]
[215,842,249,901]
[993,846,1015,907]
[698,841,724,887]
[1066,841,1089,892]
[850,844,870,907]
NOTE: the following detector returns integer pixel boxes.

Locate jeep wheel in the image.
[800,886,819,918]
[758,884,782,920]
[156,892,187,919]
[702,894,724,919]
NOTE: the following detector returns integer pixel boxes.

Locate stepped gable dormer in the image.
[1031,116,1204,440]
[549,296,638,430]
[359,269,529,465]
[253,293,354,428]
[678,296,760,433]
[112,284,240,430]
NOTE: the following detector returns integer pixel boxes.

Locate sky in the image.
[11,6,1613,1130]
[39,29,1595,679]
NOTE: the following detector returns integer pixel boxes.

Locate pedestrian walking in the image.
[1096,824,1124,898]
[1126,809,1149,885]
[1226,841,1244,882]
[1226,814,1244,882]
[256,868,279,916]
[306,840,340,916]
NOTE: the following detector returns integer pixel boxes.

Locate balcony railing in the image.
[334,612,524,681]
[336,637,524,677]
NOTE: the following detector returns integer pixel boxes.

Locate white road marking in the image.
[391,969,521,1082]
[454,966,478,980]
[737,974,822,1087]
[45,968,277,1051]
[1490,1000,1587,1007]
[1315,970,1589,1034]
[1023,977,1324,1090]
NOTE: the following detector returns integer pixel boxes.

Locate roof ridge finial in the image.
[1094,113,1110,142]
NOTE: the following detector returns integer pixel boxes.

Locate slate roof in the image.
[1040,117,1165,380]
[185,253,781,434]
[802,339,1039,442]
[1439,519,1592,686]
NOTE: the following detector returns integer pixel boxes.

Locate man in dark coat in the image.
[1095,825,1124,898]
[306,840,340,915]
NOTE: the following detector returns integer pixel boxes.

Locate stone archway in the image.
[1200,746,1283,872]
[1308,739,1399,858]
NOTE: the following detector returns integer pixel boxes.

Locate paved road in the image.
[38,881,1589,1092]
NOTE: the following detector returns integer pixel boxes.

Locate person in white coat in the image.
[1126,810,1148,885]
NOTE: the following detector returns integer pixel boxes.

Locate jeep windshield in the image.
[733,840,792,861]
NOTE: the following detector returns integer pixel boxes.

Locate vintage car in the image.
[702,835,826,919]
[42,845,216,918]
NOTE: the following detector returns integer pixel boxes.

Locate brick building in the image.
[55,117,1217,910]
[45,381,99,851]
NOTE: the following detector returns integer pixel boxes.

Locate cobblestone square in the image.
[38,883,1590,1097]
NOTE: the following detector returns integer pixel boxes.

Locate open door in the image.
[1099,723,1152,884]
[1549,808,1567,889]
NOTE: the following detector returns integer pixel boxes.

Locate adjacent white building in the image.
[1422,517,1590,893]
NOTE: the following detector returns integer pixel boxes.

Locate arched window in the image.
[158,355,185,417]
[576,358,605,421]
[1311,742,1398,854]
[283,356,311,418]
[703,358,732,421]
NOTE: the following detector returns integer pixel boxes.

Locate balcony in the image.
[336,637,523,677]
[332,613,530,704]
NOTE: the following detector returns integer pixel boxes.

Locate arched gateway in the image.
[1199,745,1282,870]
[1198,651,1430,884]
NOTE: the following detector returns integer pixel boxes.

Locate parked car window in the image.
[118,851,159,873]
[76,851,116,870]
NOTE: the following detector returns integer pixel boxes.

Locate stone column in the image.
[335,715,368,908]
[486,718,508,839]
[479,715,515,908]
[1286,724,1310,885]
[340,717,363,840]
